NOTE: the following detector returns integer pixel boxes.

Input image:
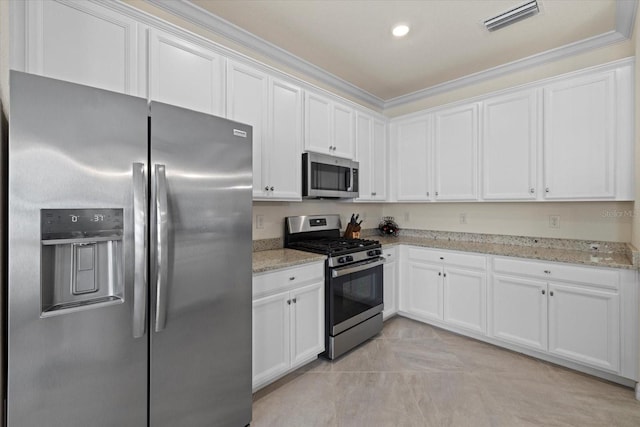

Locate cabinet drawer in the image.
[493,257,619,290]
[407,247,486,269]
[253,262,324,297]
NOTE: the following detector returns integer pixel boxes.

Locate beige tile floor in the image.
[251,316,640,427]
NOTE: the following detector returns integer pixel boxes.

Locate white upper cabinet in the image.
[434,104,479,201]
[393,116,432,201]
[227,61,302,200]
[543,71,616,199]
[482,90,538,200]
[305,92,354,159]
[149,28,225,115]
[356,112,387,201]
[21,0,142,96]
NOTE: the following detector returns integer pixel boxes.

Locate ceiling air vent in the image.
[484,0,539,32]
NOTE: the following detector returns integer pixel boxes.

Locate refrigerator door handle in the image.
[132,162,147,339]
[154,164,169,332]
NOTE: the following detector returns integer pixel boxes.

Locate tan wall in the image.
[253,201,383,240]
[383,202,633,242]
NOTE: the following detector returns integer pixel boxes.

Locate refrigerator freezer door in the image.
[149,102,253,426]
[7,72,148,426]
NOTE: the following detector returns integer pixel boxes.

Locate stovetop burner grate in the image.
[289,237,380,255]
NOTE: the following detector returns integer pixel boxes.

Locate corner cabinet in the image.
[304,92,354,159]
[148,28,225,115]
[399,247,487,334]
[356,111,387,201]
[392,116,432,201]
[252,262,324,391]
[226,61,302,201]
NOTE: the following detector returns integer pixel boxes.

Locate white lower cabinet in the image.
[547,282,619,372]
[252,262,324,390]
[399,247,487,334]
[490,257,627,375]
[382,247,398,319]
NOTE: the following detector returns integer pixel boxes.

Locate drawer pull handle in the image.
[289,277,295,281]
[439,257,444,260]
[544,270,551,274]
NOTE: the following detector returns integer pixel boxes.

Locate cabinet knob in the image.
[545,188,550,193]
[541,290,546,295]
[427,192,430,197]
[438,272,442,276]
[544,270,551,274]
[289,277,295,281]
[270,186,274,191]
[550,291,554,296]
[287,299,291,305]
[530,188,535,194]
[443,273,447,277]
[372,192,376,196]
[264,186,269,191]
[292,297,297,303]
[435,191,439,196]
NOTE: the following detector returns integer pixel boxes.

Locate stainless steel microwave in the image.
[302,152,359,199]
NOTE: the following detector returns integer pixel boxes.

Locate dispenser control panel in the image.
[41,209,123,240]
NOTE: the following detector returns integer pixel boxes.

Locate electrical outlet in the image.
[256,215,264,229]
[548,215,560,229]
[459,213,467,224]
[404,212,410,222]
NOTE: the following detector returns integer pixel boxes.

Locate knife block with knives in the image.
[344,213,362,239]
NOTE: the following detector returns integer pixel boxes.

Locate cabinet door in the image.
[252,292,291,389]
[383,258,397,319]
[489,275,547,351]
[548,282,619,372]
[444,267,486,334]
[333,103,354,158]
[24,0,141,95]
[434,104,478,200]
[404,262,443,321]
[149,29,225,115]
[356,113,374,200]
[305,92,332,155]
[395,118,431,201]
[290,282,324,368]
[226,62,268,198]
[372,118,388,200]
[543,72,615,199]
[267,79,303,200]
[483,90,538,200]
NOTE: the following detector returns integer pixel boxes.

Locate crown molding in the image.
[144,0,636,111]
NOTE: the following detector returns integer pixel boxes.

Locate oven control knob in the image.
[346,256,354,262]
[367,250,375,256]
[338,257,346,264]
[375,249,382,256]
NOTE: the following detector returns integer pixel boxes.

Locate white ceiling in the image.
[148,0,636,108]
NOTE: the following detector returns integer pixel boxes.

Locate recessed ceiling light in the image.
[392,24,410,38]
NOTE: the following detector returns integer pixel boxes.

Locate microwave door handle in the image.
[345,167,351,191]
[132,162,147,339]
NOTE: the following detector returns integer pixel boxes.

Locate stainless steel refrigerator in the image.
[6,71,253,426]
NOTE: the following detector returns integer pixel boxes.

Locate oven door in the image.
[329,257,384,335]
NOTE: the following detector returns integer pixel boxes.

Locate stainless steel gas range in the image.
[285,215,384,359]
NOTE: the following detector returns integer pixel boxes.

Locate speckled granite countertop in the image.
[253,229,639,272]
[376,236,636,270]
[252,249,325,273]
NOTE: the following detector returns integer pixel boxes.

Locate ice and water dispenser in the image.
[41,208,124,315]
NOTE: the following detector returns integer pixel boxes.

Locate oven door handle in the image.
[331,257,385,278]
